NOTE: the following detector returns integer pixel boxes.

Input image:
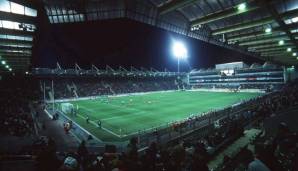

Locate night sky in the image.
[33,18,263,72]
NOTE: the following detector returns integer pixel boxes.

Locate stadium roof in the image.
[0,0,37,73]
[1,0,298,72]
[41,0,298,66]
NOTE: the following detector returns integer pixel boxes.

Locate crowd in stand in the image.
[0,77,38,137]
[221,121,298,171]
[218,80,298,171]
[74,78,177,96]
[193,84,278,90]
[42,77,179,99]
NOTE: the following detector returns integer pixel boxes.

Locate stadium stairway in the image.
[263,106,298,136]
[73,90,79,98]
[39,81,43,93]
[36,108,80,151]
[48,91,54,101]
[209,106,298,170]
[208,128,262,170]
[71,82,79,98]
[0,155,36,171]
[66,84,72,92]
[109,87,115,95]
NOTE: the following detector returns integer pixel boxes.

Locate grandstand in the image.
[1,0,298,171]
[189,62,285,91]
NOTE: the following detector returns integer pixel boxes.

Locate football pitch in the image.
[61,91,260,142]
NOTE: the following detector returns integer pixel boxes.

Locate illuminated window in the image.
[25,7,37,17]
[74,14,80,22]
[291,17,298,23]
[56,8,61,15]
[80,14,84,21]
[58,16,63,23]
[51,8,57,15]
[63,15,68,22]
[2,20,14,29]
[24,36,33,41]
[10,2,24,14]
[220,69,235,76]
[49,16,53,23]
[0,0,37,17]
[61,9,67,15]
[69,15,74,22]
[0,49,31,54]
[0,34,33,41]
[45,7,50,15]
[53,16,58,23]
[0,0,10,12]
[1,44,32,48]
[0,20,36,32]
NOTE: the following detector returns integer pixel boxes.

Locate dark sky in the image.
[33,18,263,72]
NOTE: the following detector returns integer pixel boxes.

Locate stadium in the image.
[1,0,298,171]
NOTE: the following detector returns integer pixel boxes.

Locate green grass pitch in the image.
[61,91,260,142]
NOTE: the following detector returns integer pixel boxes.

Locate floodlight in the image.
[1,60,5,65]
[265,28,272,33]
[172,42,187,59]
[287,48,292,52]
[237,3,246,11]
[292,17,298,23]
[293,52,297,56]
[5,65,9,68]
[25,71,29,74]
[278,40,284,45]
[172,41,188,73]
[9,68,12,71]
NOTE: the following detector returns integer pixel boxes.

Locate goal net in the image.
[61,103,75,114]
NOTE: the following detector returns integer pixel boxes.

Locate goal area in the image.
[61,103,75,114]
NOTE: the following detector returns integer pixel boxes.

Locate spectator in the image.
[247,149,271,171]
[77,140,88,169]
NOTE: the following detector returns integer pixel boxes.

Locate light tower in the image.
[172,41,188,73]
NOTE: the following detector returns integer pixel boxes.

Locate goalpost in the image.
[61,103,76,115]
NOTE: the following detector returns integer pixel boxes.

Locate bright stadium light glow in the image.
[25,71,29,74]
[1,60,6,65]
[292,17,298,23]
[5,65,9,68]
[265,28,272,33]
[172,41,187,59]
[172,41,188,73]
[9,68,12,71]
[293,52,297,56]
[287,47,292,52]
[237,3,246,11]
[278,40,284,45]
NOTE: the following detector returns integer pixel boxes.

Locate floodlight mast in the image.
[178,57,180,73]
[172,42,187,73]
